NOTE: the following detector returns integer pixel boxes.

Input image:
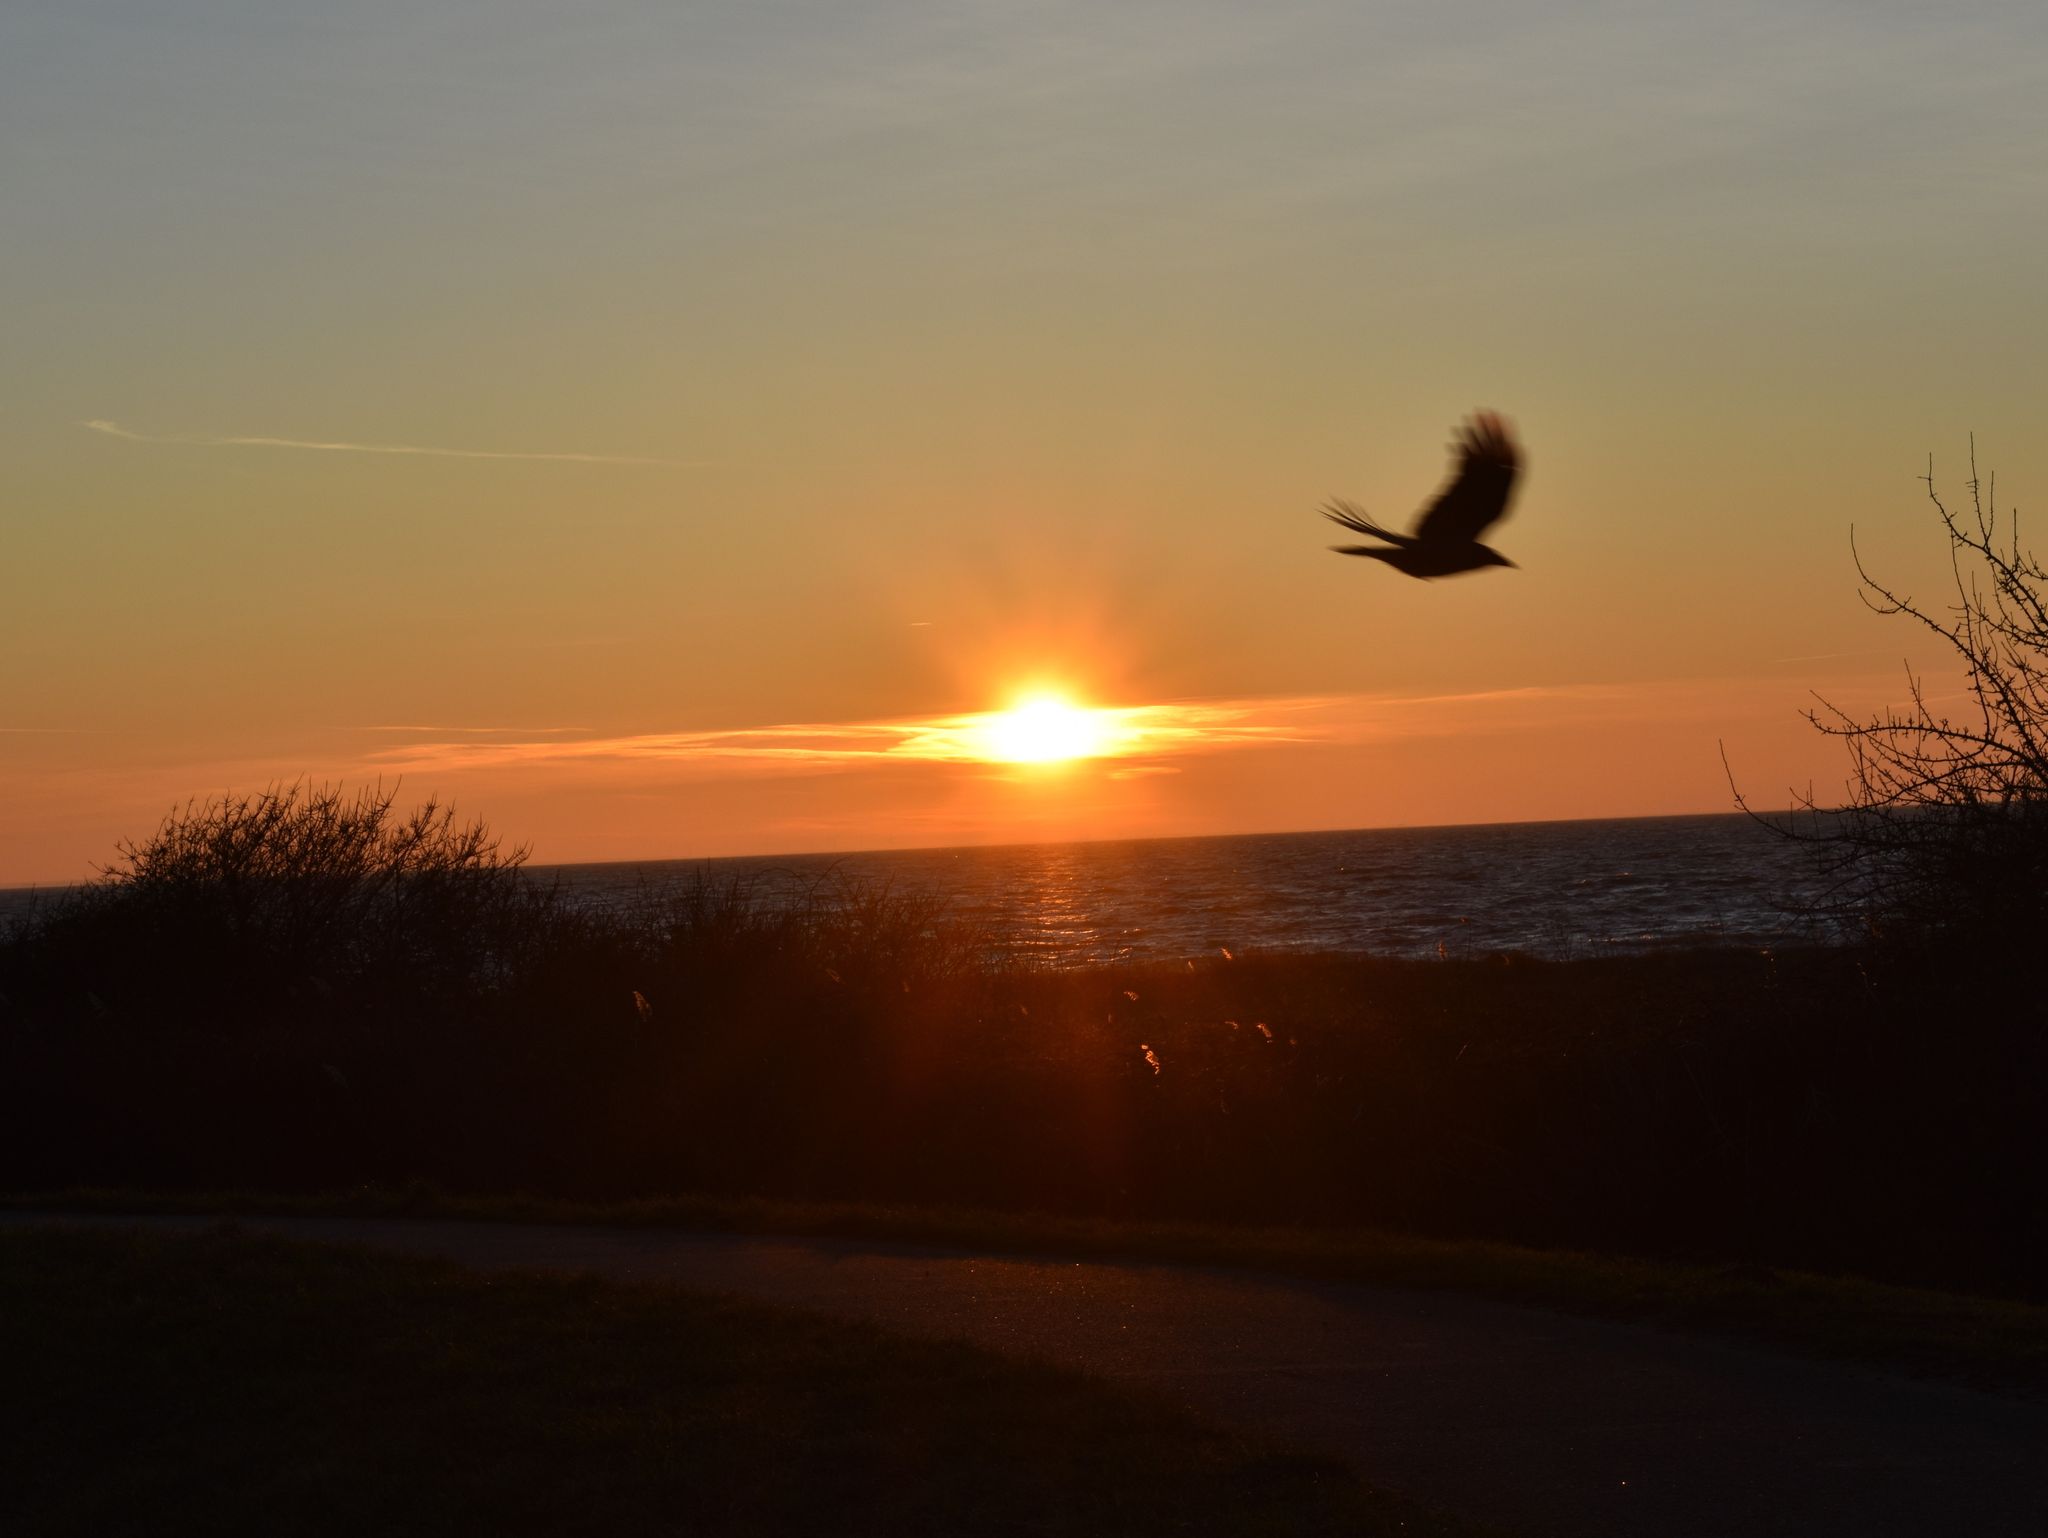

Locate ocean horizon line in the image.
[0,806,1786,897]
[534,806,1772,876]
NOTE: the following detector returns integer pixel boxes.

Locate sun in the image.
[978,693,1112,764]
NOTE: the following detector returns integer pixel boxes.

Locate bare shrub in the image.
[1736,443,2048,946]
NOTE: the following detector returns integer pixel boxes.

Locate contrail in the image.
[81,419,700,467]
[358,725,596,735]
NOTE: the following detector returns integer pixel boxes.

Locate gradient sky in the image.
[5,2,2047,882]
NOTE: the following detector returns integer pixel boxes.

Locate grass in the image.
[0,1223,1483,1538]
[15,1185,2048,1403]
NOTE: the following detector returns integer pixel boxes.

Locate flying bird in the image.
[1324,412,1522,578]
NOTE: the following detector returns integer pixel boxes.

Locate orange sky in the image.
[4,4,2044,884]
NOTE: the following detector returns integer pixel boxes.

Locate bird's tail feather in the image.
[1330,544,1399,561]
[1321,499,1402,542]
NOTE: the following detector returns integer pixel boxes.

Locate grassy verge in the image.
[0,1224,1481,1538]
[13,1186,2048,1402]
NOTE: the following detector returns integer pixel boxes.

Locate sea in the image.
[546,812,1832,966]
[0,813,1833,968]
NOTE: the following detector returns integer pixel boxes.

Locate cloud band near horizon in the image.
[362,698,1341,776]
[355,686,1706,781]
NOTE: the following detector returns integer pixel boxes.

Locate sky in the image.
[5,1,2047,883]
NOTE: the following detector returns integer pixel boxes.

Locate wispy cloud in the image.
[1761,649,1904,668]
[363,698,1332,777]
[358,725,595,735]
[81,420,699,467]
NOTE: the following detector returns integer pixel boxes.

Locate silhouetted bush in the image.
[1,784,554,1032]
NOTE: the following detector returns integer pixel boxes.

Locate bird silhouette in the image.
[1324,412,1522,578]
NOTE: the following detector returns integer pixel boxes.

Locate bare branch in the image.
[1740,444,2048,943]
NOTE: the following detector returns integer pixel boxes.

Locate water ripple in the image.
[542,813,1833,967]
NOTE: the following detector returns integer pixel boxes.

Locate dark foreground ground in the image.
[14,1214,2046,1538]
[1,1223,1458,1538]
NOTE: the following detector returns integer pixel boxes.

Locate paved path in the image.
[19,1214,2045,1537]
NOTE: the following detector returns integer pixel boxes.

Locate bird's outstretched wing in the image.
[1412,412,1520,545]
[1321,499,1407,545]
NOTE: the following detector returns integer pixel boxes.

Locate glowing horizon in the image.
[1,662,1980,885]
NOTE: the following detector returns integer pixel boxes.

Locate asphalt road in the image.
[20,1214,2045,1537]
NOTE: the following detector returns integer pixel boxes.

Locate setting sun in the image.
[977,694,1112,764]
